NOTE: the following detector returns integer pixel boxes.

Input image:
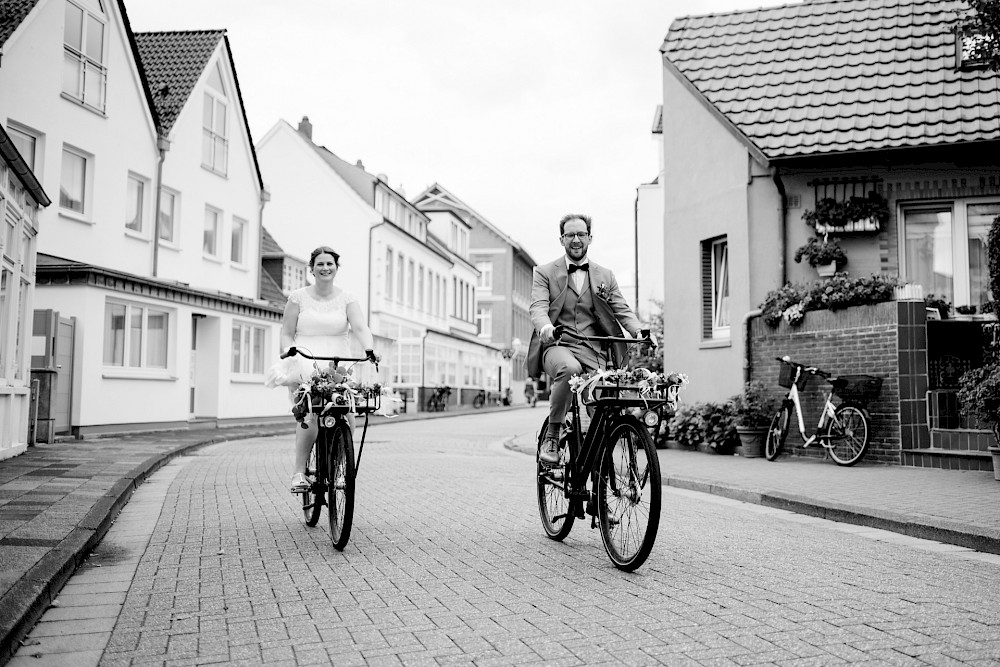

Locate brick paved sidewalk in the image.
[0,404,517,664]
[509,432,1000,555]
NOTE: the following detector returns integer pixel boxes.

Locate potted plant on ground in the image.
[956,362,1000,480]
[793,235,847,277]
[731,381,777,458]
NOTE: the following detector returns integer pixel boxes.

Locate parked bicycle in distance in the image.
[766,356,882,466]
[282,347,380,550]
[426,385,451,412]
[535,326,685,571]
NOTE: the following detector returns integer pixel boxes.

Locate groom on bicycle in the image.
[527,214,645,464]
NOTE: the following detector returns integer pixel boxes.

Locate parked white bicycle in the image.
[765,356,882,466]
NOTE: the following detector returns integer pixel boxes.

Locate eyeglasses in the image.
[561,232,590,240]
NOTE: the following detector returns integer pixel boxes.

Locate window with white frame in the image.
[62,0,107,112]
[231,216,247,265]
[203,206,220,256]
[158,188,177,243]
[103,300,169,369]
[901,199,1000,307]
[385,247,394,299]
[701,237,729,340]
[7,126,37,172]
[418,266,425,311]
[476,262,492,290]
[396,254,404,303]
[201,64,229,175]
[407,260,415,306]
[476,304,492,338]
[231,321,265,375]
[59,146,89,214]
[125,174,146,234]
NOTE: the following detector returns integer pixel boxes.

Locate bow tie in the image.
[568,263,589,274]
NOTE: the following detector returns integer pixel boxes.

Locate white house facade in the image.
[635,106,665,323]
[1,2,285,439]
[256,117,502,409]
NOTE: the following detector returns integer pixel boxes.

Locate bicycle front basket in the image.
[778,362,809,390]
[832,375,882,405]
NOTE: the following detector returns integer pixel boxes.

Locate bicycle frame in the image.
[547,328,676,513]
[783,376,839,447]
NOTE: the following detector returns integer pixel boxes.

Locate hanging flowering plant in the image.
[292,365,382,424]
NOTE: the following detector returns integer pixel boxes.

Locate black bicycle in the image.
[282,347,380,550]
[536,327,684,571]
[426,385,451,412]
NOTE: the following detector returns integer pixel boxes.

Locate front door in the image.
[54,317,74,434]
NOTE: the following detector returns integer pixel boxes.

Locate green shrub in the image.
[957,362,1000,442]
[731,381,777,429]
[761,274,904,327]
[667,403,703,448]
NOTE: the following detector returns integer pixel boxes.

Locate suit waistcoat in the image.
[555,279,602,346]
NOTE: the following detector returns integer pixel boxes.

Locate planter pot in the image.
[736,426,767,458]
[815,261,837,278]
[990,447,1000,481]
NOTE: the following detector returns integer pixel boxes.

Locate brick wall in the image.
[749,301,927,464]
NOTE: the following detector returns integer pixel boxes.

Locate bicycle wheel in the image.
[825,404,870,466]
[765,404,791,461]
[327,422,356,550]
[536,418,576,541]
[302,438,322,527]
[597,416,661,572]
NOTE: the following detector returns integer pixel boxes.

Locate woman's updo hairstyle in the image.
[309,246,340,268]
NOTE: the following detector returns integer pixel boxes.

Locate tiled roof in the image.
[259,267,286,308]
[261,226,283,257]
[661,0,1000,160]
[0,0,38,48]
[134,30,224,135]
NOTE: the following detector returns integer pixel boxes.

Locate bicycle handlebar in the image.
[774,356,830,378]
[553,324,655,347]
[281,346,379,371]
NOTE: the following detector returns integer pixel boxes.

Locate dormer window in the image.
[202,63,229,175]
[956,22,996,69]
[62,0,107,112]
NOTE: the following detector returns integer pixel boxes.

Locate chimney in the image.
[298,116,313,141]
[355,159,364,170]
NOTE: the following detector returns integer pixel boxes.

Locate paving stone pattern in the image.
[64,415,1000,664]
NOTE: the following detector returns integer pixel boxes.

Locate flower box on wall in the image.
[814,216,881,235]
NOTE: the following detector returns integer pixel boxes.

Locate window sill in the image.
[203,253,224,264]
[125,229,150,242]
[60,92,107,118]
[699,338,731,349]
[158,241,180,252]
[102,369,176,381]
[230,262,250,272]
[200,164,229,178]
[231,374,265,384]
[58,209,93,225]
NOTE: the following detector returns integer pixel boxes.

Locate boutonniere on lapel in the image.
[596,282,609,300]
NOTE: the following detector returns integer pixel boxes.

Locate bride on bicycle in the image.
[265,246,378,492]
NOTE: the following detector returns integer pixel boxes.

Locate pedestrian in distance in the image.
[526,214,644,463]
[264,246,378,492]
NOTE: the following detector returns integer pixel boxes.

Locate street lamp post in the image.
[499,347,514,395]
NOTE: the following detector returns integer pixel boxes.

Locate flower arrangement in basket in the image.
[568,367,689,407]
[291,365,382,426]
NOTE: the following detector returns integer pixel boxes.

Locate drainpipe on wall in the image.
[771,166,788,286]
[367,219,386,324]
[743,308,762,385]
[151,134,170,277]
[633,187,640,315]
[257,186,270,301]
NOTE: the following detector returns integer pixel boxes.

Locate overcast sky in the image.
[127,0,774,279]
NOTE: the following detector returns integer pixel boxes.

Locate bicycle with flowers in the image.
[282,347,381,550]
[536,327,688,571]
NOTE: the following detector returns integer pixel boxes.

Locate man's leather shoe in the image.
[538,436,560,464]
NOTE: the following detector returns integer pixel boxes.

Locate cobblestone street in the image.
[11,411,1000,665]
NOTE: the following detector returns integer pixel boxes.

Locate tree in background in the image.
[963,0,1000,70]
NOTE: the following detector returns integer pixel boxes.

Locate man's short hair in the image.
[559,214,592,235]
